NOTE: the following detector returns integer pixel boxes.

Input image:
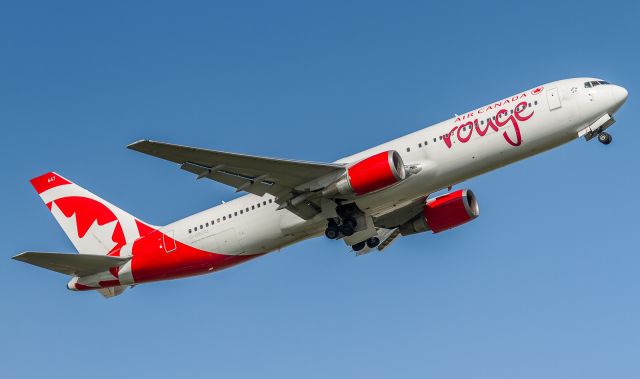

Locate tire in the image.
[325,226,339,239]
[366,237,380,248]
[340,224,354,237]
[352,241,366,252]
[343,216,357,229]
[598,132,612,145]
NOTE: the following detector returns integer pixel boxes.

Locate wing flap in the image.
[13,252,131,277]
[181,161,275,196]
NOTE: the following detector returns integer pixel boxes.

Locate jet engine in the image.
[399,189,479,235]
[323,151,406,197]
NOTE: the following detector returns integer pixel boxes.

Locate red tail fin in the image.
[30,172,157,256]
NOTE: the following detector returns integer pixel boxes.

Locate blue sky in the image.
[2,1,639,378]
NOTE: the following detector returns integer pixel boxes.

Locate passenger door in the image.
[163,230,177,253]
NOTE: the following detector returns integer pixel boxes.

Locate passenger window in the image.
[269,199,273,203]
[251,205,255,210]
[257,203,261,208]
[217,218,220,222]
[433,138,436,142]
[424,140,428,145]
[206,222,209,227]
[223,216,226,220]
[200,225,203,230]
[406,147,410,152]
[229,214,232,219]
[534,101,538,105]
[188,229,192,233]
[418,143,422,148]
[246,207,249,212]
[481,120,484,125]
[263,201,267,205]
[234,212,237,216]
[240,210,243,214]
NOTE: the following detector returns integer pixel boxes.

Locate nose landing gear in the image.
[598,132,612,145]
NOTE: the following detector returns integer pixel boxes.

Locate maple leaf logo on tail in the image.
[30,172,157,256]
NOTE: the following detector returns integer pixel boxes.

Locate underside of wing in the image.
[128,140,346,219]
[373,196,426,229]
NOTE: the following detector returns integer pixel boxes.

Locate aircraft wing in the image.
[128,140,346,219]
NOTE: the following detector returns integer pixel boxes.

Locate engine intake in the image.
[399,189,479,235]
[323,151,406,197]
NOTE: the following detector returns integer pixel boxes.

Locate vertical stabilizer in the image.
[30,172,156,256]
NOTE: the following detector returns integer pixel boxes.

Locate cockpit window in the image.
[584,80,611,88]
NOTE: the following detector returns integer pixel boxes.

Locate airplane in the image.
[13,77,628,298]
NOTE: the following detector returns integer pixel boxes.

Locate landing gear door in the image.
[163,230,177,253]
[547,87,562,110]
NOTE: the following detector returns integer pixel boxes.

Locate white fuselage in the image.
[172,78,627,257]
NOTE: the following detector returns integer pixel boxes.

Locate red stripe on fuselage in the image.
[130,230,263,284]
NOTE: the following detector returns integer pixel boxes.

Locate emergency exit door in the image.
[547,88,562,110]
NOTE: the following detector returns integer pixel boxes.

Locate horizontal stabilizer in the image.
[13,252,130,277]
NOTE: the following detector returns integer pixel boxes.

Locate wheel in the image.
[325,224,340,239]
[366,237,380,249]
[339,223,354,236]
[343,216,357,229]
[339,216,357,236]
[352,241,366,252]
[598,132,612,145]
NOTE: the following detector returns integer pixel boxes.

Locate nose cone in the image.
[610,85,628,113]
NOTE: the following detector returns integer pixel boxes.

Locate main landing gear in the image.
[324,217,357,239]
[598,131,612,145]
[351,237,380,252]
[324,204,380,252]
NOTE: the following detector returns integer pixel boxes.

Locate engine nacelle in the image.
[323,151,406,197]
[399,189,479,235]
